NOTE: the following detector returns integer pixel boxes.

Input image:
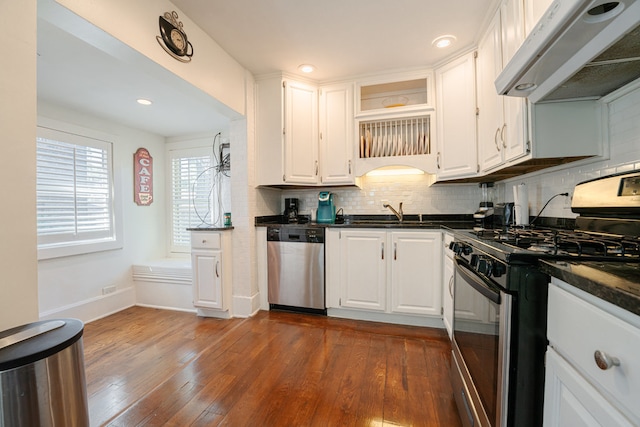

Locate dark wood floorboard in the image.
[82,306,462,426]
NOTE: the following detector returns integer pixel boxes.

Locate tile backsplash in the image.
[282,176,482,217]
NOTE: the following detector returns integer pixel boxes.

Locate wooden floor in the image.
[82,306,462,426]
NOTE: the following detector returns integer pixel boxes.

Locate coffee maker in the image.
[316,192,335,224]
[284,198,299,223]
[473,182,495,232]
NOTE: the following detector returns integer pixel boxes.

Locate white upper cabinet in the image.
[477,0,528,173]
[524,0,554,37]
[256,75,355,187]
[435,52,478,180]
[257,75,318,186]
[319,83,355,185]
[283,79,319,184]
[354,72,438,176]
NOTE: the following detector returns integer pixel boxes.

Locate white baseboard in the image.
[39,287,136,324]
[327,308,446,329]
[232,293,261,318]
[135,303,196,314]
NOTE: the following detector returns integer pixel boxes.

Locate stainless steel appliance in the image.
[451,169,640,427]
[497,0,640,103]
[267,226,326,314]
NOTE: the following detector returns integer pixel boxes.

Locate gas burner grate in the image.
[479,227,640,260]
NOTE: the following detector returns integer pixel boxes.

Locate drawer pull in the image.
[594,350,620,370]
[202,240,207,244]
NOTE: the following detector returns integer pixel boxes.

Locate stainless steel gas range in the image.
[450,170,640,427]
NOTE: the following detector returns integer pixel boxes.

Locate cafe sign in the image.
[134,148,153,206]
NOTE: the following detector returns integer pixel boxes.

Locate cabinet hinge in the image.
[477,164,480,173]
[283,174,286,182]
[526,140,531,153]
[319,131,323,140]
[441,307,444,315]
[282,81,286,88]
[476,107,480,116]
[339,298,342,306]
[473,50,478,59]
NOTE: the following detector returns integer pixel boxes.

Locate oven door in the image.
[451,256,512,427]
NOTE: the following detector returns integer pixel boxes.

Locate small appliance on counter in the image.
[473,182,495,231]
[284,198,299,223]
[316,192,335,224]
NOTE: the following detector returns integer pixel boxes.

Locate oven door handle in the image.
[455,257,501,305]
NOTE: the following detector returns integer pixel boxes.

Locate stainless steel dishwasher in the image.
[267,226,325,314]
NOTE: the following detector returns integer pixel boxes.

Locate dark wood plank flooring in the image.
[82,306,462,426]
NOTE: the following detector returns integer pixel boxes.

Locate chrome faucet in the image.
[383,202,403,222]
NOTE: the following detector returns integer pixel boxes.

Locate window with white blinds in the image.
[169,147,214,252]
[36,125,119,259]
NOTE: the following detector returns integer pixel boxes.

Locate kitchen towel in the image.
[513,183,529,226]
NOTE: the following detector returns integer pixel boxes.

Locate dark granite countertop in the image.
[255,214,475,230]
[187,226,234,231]
[539,260,640,317]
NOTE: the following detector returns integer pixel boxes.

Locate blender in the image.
[473,182,495,232]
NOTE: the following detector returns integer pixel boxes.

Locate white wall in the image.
[37,103,167,322]
[52,0,246,117]
[0,0,39,331]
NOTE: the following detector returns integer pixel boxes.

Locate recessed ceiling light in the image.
[432,35,457,49]
[137,99,152,106]
[298,64,315,73]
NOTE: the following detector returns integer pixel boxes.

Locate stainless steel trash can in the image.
[0,319,89,427]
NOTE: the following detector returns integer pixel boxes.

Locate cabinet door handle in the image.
[394,243,397,260]
[381,243,384,260]
[449,275,454,298]
[594,350,620,370]
[501,123,507,148]
[315,160,319,176]
[348,160,352,174]
[215,260,220,278]
[437,152,441,169]
[494,128,501,151]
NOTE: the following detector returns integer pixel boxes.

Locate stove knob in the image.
[462,245,473,255]
[477,257,490,275]
[493,262,506,278]
[449,241,456,251]
[470,254,479,268]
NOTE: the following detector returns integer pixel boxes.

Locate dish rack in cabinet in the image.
[354,113,437,176]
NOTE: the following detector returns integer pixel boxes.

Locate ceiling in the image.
[171,0,498,81]
[38,0,498,138]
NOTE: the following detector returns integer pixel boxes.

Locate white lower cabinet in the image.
[544,279,640,426]
[442,232,454,338]
[339,230,387,311]
[544,348,633,427]
[190,230,232,318]
[327,229,442,325]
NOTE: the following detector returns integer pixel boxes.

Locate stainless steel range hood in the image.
[496,0,640,103]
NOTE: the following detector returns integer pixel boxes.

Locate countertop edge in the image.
[539,260,640,318]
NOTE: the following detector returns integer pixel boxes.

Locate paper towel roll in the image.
[513,183,529,226]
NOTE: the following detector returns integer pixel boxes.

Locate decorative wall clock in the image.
[157,11,194,62]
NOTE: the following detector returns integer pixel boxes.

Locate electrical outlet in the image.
[102,285,116,295]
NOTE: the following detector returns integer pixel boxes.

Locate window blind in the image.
[36,129,114,247]
[170,150,214,251]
